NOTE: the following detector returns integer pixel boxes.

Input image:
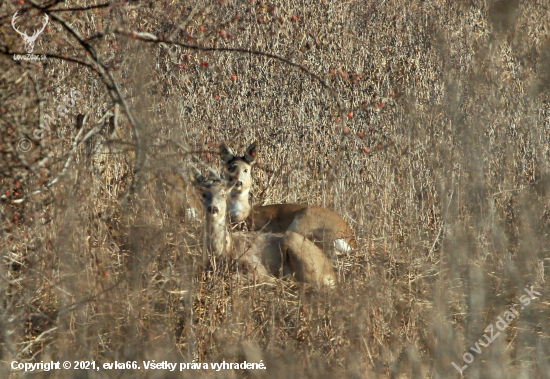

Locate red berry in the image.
[231,75,237,80]
[377,144,381,149]
[257,17,263,23]
[362,100,368,105]
[357,73,362,78]
[329,69,334,74]
[113,45,119,50]
[5,191,9,195]
[214,94,219,100]
[357,132,364,138]
[202,62,208,66]
[344,127,350,134]
[291,15,297,21]
[131,33,136,38]
[339,71,347,78]
[219,30,225,36]
[200,26,205,32]
[334,118,339,123]
[347,112,353,118]
[158,36,163,41]
[390,93,395,97]
[251,151,256,156]
[363,148,369,153]
[373,104,379,109]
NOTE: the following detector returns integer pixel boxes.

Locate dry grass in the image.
[1,0,549,377]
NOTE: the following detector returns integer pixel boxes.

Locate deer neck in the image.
[228,188,251,223]
[204,215,232,257]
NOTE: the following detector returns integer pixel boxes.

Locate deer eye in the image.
[244,169,248,173]
[229,166,236,172]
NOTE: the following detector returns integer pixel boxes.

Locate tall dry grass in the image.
[1,0,549,377]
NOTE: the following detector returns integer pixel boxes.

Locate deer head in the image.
[12,11,49,54]
[219,141,257,193]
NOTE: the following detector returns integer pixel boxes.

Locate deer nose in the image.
[236,181,242,187]
[207,205,219,214]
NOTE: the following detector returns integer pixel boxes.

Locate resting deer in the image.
[220,142,356,256]
[194,171,336,287]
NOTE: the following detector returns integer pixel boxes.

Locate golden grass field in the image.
[1,0,549,377]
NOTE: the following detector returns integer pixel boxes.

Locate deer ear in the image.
[191,171,204,186]
[207,168,222,182]
[219,144,235,164]
[244,141,257,164]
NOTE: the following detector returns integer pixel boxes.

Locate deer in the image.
[194,171,336,287]
[219,142,356,257]
[12,11,49,54]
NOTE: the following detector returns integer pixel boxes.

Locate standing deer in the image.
[12,11,49,54]
[194,171,336,287]
[220,142,356,257]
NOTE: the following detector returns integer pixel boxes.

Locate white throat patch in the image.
[229,189,249,220]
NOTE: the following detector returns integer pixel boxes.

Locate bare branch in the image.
[115,30,346,121]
